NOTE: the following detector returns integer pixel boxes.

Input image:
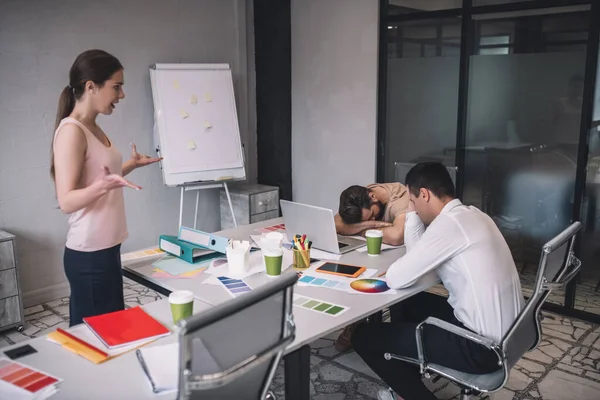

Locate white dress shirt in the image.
[386,199,524,343]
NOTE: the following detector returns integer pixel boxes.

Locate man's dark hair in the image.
[339,185,371,224]
[405,162,455,199]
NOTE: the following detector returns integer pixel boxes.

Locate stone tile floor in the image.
[1,278,600,399]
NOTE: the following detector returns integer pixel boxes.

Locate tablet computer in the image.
[315,262,366,278]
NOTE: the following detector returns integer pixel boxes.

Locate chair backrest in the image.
[394,162,457,186]
[175,270,297,400]
[500,221,582,369]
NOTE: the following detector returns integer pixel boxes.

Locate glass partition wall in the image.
[379,0,600,322]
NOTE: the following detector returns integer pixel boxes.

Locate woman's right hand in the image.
[96,166,142,192]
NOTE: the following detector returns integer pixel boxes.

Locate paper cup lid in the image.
[365,229,383,238]
[265,232,284,240]
[169,290,194,304]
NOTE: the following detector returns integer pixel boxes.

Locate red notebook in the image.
[83,306,171,349]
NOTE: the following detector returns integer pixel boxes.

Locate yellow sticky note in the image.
[173,80,180,90]
[180,109,189,119]
[187,140,196,150]
[204,93,212,102]
[190,94,198,105]
[204,121,212,129]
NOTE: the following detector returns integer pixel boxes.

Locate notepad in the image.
[136,343,179,394]
[83,306,171,350]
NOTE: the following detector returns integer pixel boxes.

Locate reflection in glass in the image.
[384,18,462,181]
[388,0,461,15]
[577,24,600,315]
[463,10,589,306]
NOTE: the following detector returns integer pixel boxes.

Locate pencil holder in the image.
[292,248,311,270]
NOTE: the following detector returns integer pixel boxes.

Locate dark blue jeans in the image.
[64,244,125,326]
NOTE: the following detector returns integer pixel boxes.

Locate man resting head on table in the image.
[333,182,410,352]
[351,162,524,400]
[334,183,409,246]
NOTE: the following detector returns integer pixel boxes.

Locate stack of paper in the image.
[0,357,62,399]
[151,256,207,279]
[136,343,179,394]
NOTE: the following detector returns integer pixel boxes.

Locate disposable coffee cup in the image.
[264,248,284,277]
[365,230,383,256]
[169,290,194,324]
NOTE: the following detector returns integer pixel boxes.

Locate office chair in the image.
[394,162,457,186]
[383,221,582,400]
[175,270,297,400]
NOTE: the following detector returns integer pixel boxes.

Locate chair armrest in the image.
[543,254,582,290]
[415,317,502,374]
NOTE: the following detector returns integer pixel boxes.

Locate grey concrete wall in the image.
[291,0,379,212]
[0,0,256,306]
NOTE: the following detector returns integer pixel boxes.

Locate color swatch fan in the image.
[0,357,62,400]
[350,279,391,294]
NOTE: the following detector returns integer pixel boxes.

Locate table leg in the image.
[122,269,171,297]
[284,344,310,400]
[368,310,384,323]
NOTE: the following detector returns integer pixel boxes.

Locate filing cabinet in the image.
[0,230,24,333]
[220,183,280,230]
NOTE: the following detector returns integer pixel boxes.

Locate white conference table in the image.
[122,217,439,400]
[2,218,438,400]
[2,298,211,400]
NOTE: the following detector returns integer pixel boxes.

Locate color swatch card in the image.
[151,256,209,277]
[0,357,62,400]
[121,247,165,262]
[255,223,286,234]
[217,276,253,297]
[298,275,352,292]
[292,294,348,317]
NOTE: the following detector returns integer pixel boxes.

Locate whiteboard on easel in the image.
[150,63,246,187]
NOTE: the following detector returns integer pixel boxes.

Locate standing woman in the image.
[51,49,161,326]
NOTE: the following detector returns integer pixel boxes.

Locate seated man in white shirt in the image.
[352,162,524,400]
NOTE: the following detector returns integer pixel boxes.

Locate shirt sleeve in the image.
[385,214,467,289]
[404,211,426,252]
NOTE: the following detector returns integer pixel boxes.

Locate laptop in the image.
[279,200,366,254]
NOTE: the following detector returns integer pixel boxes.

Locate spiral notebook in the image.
[83,306,171,350]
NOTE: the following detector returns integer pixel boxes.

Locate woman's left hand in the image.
[130,143,162,168]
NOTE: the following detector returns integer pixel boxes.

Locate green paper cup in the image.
[169,290,194,324]
[264,248,284,277]
[365,230,383,256]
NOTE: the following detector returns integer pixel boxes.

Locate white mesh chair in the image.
[384,221,582,400]
[394,162,457,186]
[175,270,297,400]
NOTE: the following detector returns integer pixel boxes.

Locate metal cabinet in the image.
[0,230,24,333]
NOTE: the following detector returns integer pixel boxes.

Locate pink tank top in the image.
[54,117,128,252]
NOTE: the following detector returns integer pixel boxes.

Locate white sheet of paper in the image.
[356,243,403,253]
[137,342,179,393]
[204,250,292,279]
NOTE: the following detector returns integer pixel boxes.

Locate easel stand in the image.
[178,182,238,230]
